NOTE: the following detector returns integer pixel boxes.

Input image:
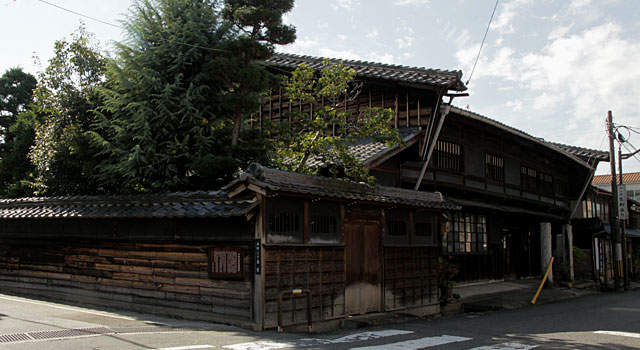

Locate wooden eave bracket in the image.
[227,181,267,199]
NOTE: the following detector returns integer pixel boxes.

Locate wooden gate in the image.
[344,207,381,315]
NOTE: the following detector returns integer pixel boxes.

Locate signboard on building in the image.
[618,184,627,220]
[210,247,243,279]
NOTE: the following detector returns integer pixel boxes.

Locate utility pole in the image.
[618,144,629,290]
[607,111,623,292]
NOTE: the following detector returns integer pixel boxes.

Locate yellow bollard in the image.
[531,257,554,305]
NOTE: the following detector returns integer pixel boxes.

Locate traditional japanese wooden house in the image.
[262,53,609,284]
[0,164,459,330]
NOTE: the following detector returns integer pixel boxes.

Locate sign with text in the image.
[210,247,243,279]
[254,239,261,275]
[618,184,627,220]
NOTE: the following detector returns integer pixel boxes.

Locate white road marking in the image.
[0,295,137,321]
[595,331,640,339]
[223,341,291,350]
[468,342,539,350]
[349,335,472,350]
[223,330,414,349]
[154,346,215,350]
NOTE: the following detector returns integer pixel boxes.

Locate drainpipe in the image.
[414,96,453,191]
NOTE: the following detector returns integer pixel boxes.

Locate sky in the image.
[1,0,639,175]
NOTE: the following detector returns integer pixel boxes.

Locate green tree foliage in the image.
[0,68,38,197]
[221,0,296,146]
[29,23,107,195]
[90,0,295,193]
[0,68,37,133]
[270,60,402,184]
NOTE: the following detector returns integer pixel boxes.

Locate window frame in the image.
[485,152,505,182]
[433,139,464,172]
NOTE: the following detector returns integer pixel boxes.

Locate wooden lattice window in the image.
[485,153,504,182]
[433,140,464,172]
[415,222,432,237]
[521,166,538,192]
[311,216,337,234]
[269,212,299,233]
[385,208,410,245]
[388,221,407,236]
[443,213,487,254]
[414,211,436,246]
[309,200,340,244]
[266,197,304,244]
[539,172,554,195]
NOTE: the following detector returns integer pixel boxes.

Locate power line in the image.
[35,0,230,53]
[37,0,120,28]
[465,0,500,86]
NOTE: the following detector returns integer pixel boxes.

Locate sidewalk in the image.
[456,278,607,312]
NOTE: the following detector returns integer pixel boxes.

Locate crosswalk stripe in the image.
[223,330,414,350]
[154,346,215,350]
[468,342,538,350]
[349,335,471,350]
[223,341,290,350]
[594,331,640,339]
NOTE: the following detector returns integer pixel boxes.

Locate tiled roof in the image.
[450,106,604,168]
[544,142,609,163]
[0,192,257,219]
[592,172,640,185]
[232,164,460,210]
[306,127,421,169]
[267,53,467,91]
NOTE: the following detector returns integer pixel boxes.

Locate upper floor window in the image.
[485,153,505,182]
[539,172,554,195]
[433,140,464,172]
[521,166,538,191]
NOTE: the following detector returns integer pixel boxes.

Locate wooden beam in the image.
[227,184,247,198]
[417,98,421,126]
[406,93,410,127]
[394,92,399,129]
[247,183,267,196]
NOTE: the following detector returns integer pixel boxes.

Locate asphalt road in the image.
[0,289,639,349]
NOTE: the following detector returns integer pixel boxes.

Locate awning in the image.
[450,198,565,220]
[602,222,640,238]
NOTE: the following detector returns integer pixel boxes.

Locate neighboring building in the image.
[0,165,459,330]
[262,53,608,284]
[592,172,640,202]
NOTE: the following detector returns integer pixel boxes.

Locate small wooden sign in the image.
[210,247,243,278]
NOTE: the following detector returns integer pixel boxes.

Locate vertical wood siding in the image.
[263,246,345,328]
[383,246,439,310]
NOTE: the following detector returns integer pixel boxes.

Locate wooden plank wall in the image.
[0,238,252,321]
[254,86,436,131]
[263,246,345,328]
[383,246,439,311]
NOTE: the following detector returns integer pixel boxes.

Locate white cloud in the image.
[393,0,430,6]
[337,34,347,41]
[395,26,415,49]
[366,28,378,39]
[458,22,640,154]
[396,36,415,49]
[331,0,360,11]
[505,99,523,112]
[319,48,363,61]
[570,0,592,10]
[548,25,573,40]
[368,52,395,64]
[492,0,533,34]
